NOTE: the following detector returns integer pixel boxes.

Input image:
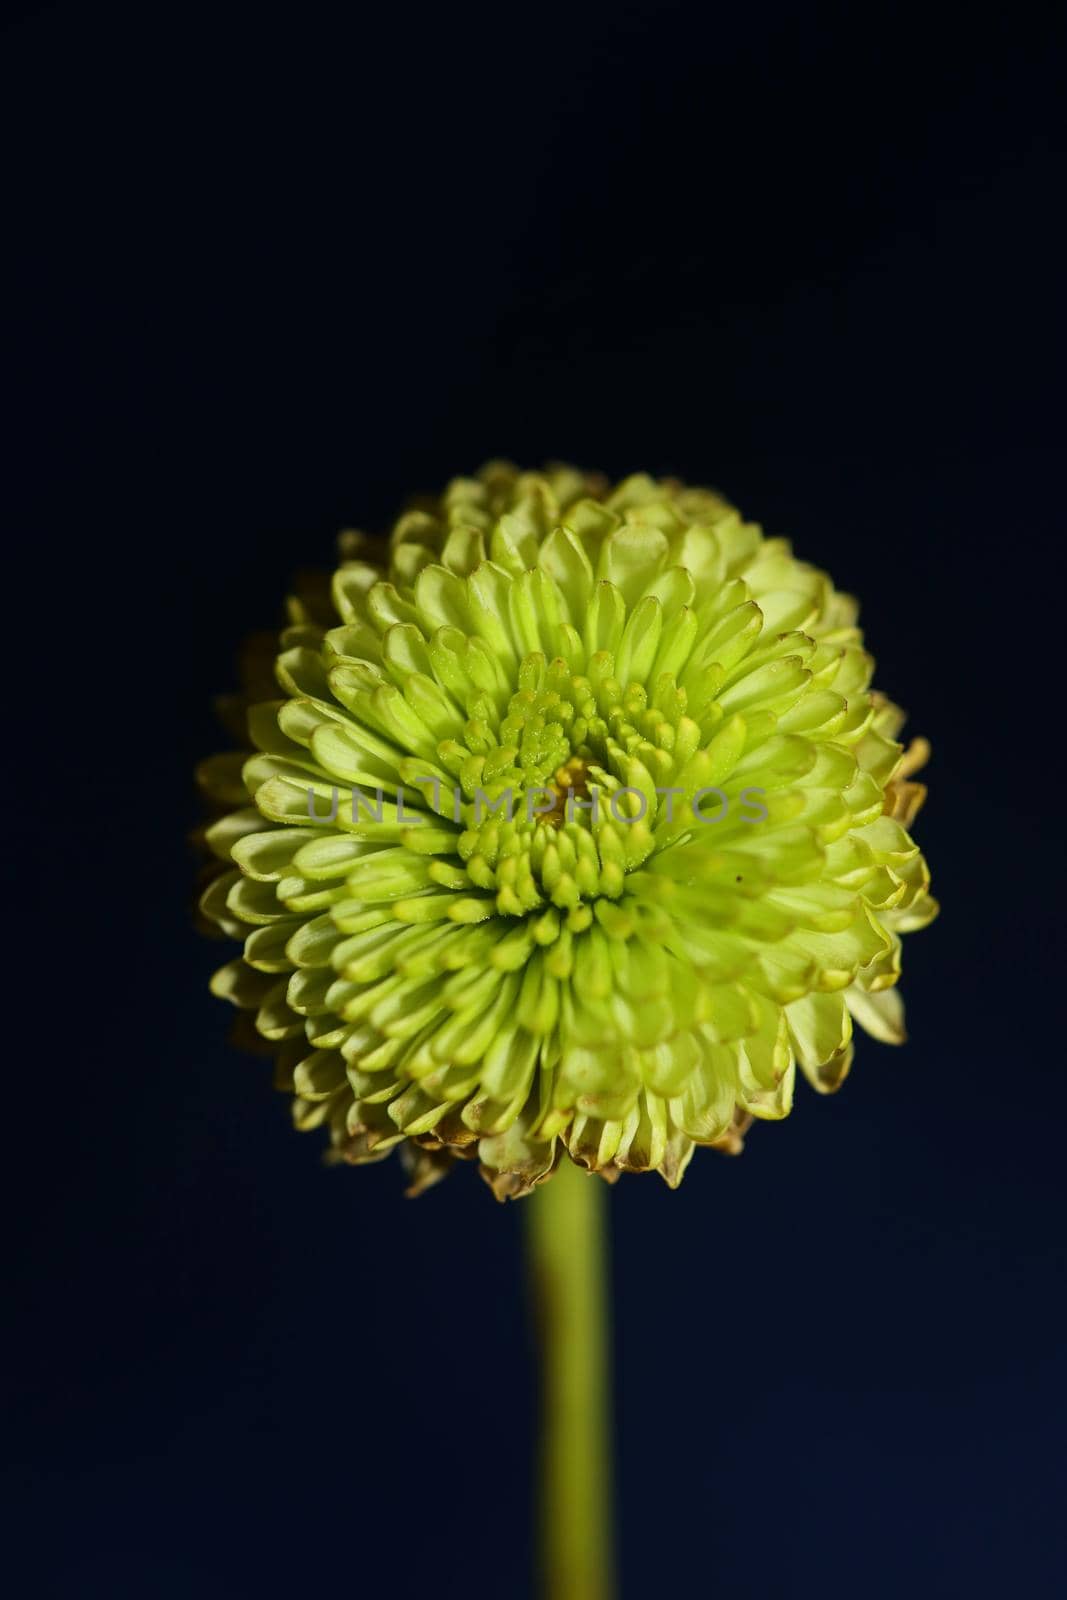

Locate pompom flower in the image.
[198,463,935,1198]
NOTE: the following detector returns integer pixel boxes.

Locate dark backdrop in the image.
[4,3,1064,1596]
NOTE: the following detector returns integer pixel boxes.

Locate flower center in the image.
[453,656,657,921]
[544,756,593,827]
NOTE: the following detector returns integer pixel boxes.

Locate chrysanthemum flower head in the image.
[198,463,935,1198]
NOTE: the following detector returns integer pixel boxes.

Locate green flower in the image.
[198,463,936,1198]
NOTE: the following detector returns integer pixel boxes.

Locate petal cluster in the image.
[198,464,936,1197]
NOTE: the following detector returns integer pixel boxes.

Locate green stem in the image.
[526,1160,615,1600]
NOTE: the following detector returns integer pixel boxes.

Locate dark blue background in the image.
[5,3,1064,1595]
